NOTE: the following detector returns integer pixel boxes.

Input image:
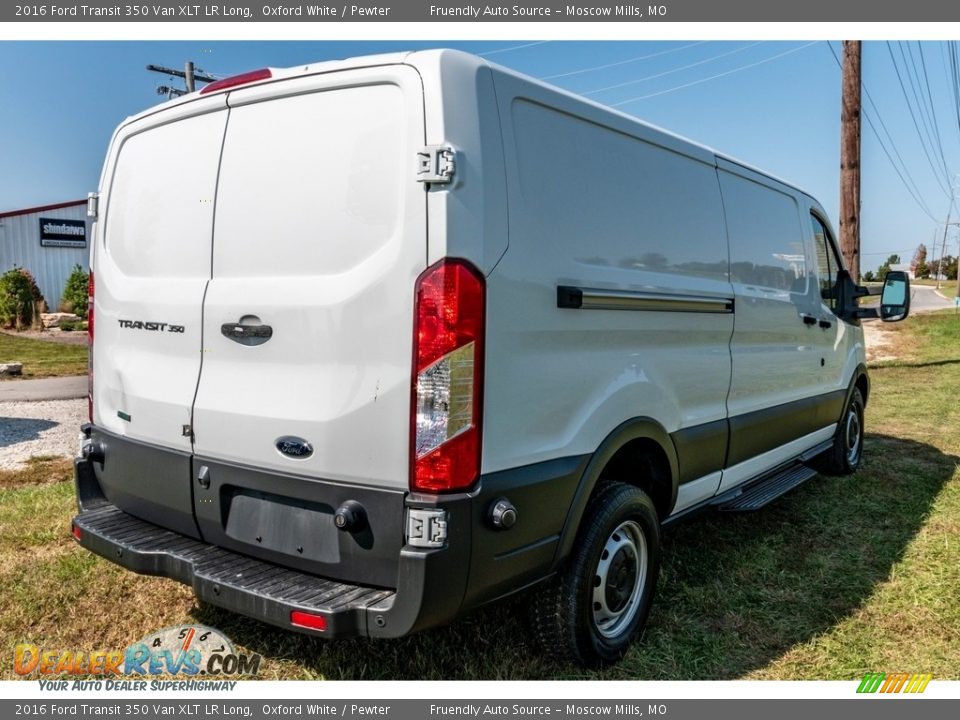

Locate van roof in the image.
[120,48,816,203]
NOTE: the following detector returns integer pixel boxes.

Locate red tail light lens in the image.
[411,259,485,493]
[200,69,272,95]
[71,523,82,542]
[87,270,94,423]
[290,610,327,631]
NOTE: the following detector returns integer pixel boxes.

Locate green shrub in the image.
[61,265,89,316]
[0,267,45,330]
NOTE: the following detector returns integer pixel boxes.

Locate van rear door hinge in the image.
[416,145,456,185]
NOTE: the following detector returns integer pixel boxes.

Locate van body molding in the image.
[557,286,734,313]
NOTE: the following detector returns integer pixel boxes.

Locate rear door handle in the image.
[221,321,273,346]
[800,313,817,326]
[818,318,833,329]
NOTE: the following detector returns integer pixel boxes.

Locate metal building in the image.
[0,200,90,311]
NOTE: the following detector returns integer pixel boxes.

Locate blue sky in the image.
[1,40,959,271]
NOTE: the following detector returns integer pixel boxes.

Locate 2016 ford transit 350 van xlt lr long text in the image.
[71,49,910,667]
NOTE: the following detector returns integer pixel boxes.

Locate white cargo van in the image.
[72,49,910,667]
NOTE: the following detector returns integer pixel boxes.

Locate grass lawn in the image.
[0,332,87,379]
[1,314,958,680]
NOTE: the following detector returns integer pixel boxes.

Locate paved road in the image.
[911,284,957,313]
[0,375,86,402]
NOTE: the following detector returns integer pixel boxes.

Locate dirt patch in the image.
[863,321,898,363]
[0,457,74,489]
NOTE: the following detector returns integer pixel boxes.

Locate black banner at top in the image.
[6,0,960,22]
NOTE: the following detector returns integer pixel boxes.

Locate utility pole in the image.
[956,236,960,299]
[840,40,862,282]
[937,205,950,289]
[146,62,217,98]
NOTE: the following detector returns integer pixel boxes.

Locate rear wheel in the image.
[529,482,660,666]
[815,388,865,476]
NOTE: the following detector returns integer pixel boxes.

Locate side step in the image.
[714,463,818,512]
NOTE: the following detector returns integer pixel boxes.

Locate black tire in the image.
[814,388,865,476]
[529,481,660,667]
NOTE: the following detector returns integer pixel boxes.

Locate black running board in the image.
[714,463,818,512]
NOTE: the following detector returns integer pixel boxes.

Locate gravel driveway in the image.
[0,398,85,469]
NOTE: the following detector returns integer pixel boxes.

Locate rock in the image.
[0,362,23,377]
[40,313,80,329]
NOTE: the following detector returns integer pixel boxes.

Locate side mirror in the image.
[880,271,910,322]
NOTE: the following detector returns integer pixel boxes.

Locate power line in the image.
[898,41,949,189]
[826,42,939,223]
[886,42,953,199]
[478,41,549,57]
[948,42,960,147]
[583,41,763,96]
[913,42,953,185]
[539,41,705,81]
[900,42,947,183]
[610,41,817,105]
[839,43,934,212]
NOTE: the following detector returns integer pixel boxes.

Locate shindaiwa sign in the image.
[39,217,86,248]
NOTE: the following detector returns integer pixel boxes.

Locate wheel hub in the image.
[845,406,861,465]
[592,520,647,639]
[605,547,638,612]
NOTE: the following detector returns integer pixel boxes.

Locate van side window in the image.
[511,100,729,280]
[810,215,842,311]
[719,171,807,292]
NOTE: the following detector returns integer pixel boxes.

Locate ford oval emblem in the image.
[276,436,313,460]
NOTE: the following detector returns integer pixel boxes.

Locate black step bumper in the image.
[72,460,473,640]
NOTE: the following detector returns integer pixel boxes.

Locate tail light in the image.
[411,259,485,493]
[200,68,272,95]
[87,271,94,423]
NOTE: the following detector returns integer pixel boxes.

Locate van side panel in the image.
[484,72,734,492]
[718,161,840,489]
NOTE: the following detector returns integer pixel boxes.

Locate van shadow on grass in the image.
[191,434,954,680]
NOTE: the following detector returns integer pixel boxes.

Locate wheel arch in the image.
[553,417,678,567]
[847,363,870,407]
[847,363,870,411]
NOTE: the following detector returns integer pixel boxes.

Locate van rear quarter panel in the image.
[412,50,509,275]
[482,71,735,477]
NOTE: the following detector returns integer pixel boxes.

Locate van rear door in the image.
[92,97,227,536]
[189,67,426,578]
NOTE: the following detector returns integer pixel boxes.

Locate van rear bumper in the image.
[72,458,471,640]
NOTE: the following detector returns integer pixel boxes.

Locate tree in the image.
[935,254,958,280]
[0,267,45,330]
[862,269,876,282]
[877,254,900,281]
[60,265,89,315]
[910,243,928,278]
